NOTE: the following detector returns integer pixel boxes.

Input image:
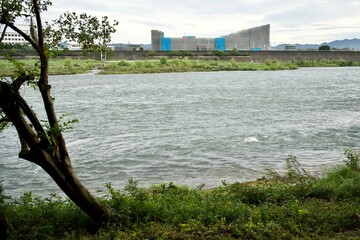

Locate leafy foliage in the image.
[48,12,118,52]
[343,147,360,170]
[1,0,51,23]
[318,45,331,51]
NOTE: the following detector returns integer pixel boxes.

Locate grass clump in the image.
[2,149,360,239]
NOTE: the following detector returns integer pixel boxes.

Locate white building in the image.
[0,24,31,44]
[59,42,83,51]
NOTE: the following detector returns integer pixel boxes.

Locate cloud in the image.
[41,0,360,44]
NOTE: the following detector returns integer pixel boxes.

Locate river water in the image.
[1,67,359,197]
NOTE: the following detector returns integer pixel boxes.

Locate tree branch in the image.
[7,23,41,54]
[32,0,44,55]
[0,24,8,42]
[18,94,49,144]
[0,82,41,148]
[31,1,65,160]
[11,73,34,90]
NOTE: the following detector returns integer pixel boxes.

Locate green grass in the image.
[0,58,298,77]
[1,150,360,239]
[0,59,102,77]
[292,58,360,67]
[98,58,298,75]
[2,57,360,77]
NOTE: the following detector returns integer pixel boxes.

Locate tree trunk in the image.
[37,149,112,224]
[0,0,113,225]
[0,82,112,224]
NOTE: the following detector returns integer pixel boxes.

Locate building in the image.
[108,43,142,51]
[0,24,31,45]
[59,42,82,51]
[152,24,270,51]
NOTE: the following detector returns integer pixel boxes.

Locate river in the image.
[1,67,359,197]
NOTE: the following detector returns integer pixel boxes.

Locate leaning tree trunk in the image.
[0,0,112,224]
[0,80,112,224]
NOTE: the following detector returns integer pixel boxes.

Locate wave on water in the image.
[67,138,94,147]
[244,136,259,143]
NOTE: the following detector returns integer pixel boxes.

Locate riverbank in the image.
[1,57,360,77]
[1,150,360,239]
[3,49,360,63]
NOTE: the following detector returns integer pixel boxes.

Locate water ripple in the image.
[1,68,360,197]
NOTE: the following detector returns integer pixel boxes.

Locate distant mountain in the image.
[275,38,360,51]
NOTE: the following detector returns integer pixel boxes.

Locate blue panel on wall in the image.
[215,38,225,50]
[161,38,172,51]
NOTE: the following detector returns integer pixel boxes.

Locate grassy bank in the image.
[2,57,360,77]
[0,58,297,77]
[98,58,298,74]
[0,59,101,77]
[1,150,360,239]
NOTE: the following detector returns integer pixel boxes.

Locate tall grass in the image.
[99,57,298,75]
[0,59,100,77]
[1,150,360,239]
[2,58,360,77]
[292,58,360,67]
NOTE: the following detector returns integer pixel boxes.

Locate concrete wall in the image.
[97,50,360,62]
[224,24,270,50]
[171,38,216,51]
[4,50,360,62]
[152,24,270,51]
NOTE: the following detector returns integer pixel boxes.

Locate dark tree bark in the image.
[0,0,112,224]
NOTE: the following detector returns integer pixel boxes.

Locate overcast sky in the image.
[43,0,360,46]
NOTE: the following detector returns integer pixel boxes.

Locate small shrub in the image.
[168,51,180,57]
[143,60,154,68]
[134,61,143,68]
[230,58,237,68]
[215,50,226,57]
[231,49,240,56]
[147,50,157,57]
[159,56,168,66]
[343,148,359,171]
[318,45,331,51]
[170,58,181,66]
[118,60,130,67]
[182,51,194,57]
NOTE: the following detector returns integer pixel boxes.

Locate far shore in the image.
[1,57,359,77]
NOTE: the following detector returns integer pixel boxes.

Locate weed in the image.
[159,56,168,66]
[117,60,130,67]
[147,50,157,57]
[343,147,360,170]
